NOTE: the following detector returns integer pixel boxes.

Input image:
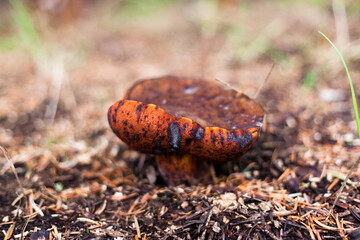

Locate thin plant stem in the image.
[318,31,360,219]
[254,63,275,99]
[0,145,25,195]
[318,31,360,138]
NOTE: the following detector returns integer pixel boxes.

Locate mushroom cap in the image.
[108,76,265,162]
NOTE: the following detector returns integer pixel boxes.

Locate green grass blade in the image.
[318,31,360,139]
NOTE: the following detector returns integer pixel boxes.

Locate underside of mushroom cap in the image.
[108,76,265,162]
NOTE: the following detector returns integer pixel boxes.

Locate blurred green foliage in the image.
[302,70,317,89]
[118,0,177,19]
[1,0,45,60]
[0,36,18,51]
[266,47,288,63]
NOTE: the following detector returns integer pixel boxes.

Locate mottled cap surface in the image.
[125,76,264,130]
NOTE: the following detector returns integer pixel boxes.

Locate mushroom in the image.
[108,76,265,185]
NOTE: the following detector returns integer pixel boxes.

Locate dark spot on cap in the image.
[107,108,113,125]
[243,132,253,148]
[136,104,143,122]
[153,139,162,153]
[112,114,116,124]
[227,132,234,141]
[210,130,216,144]
[122,120,128,126]
[133,134,140,142]
[113,101,124,123]
[108,105,117,124]
[219,129,225,146]
[168,122,181,150]
[234,132,253,150]
[123,130,130,137]
[142,128,148,137]
[111,127,120,138]
[136,103,143,115]
[191,126,205,141]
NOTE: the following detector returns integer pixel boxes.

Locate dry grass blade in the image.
[29,193,44,217]
[94,200,107,215]
[214,63,274,100]
[254,63,275,99]
[134,215,141,239]
[313,219,339,231]
[77,218,99,225]
[214,77,241,93]
[44,56,65,125]
[0,146,25,195]
[4,223,15,240]
[21,213,37,240]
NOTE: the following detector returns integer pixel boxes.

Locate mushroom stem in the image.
[156,154,210,185]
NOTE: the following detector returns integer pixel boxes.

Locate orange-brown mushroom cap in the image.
[108,76,264,160]
[108,76,265,183]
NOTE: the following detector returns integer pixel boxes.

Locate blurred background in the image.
[0,0,360,148]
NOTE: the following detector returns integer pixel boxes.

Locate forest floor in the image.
[1,1,360,239]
